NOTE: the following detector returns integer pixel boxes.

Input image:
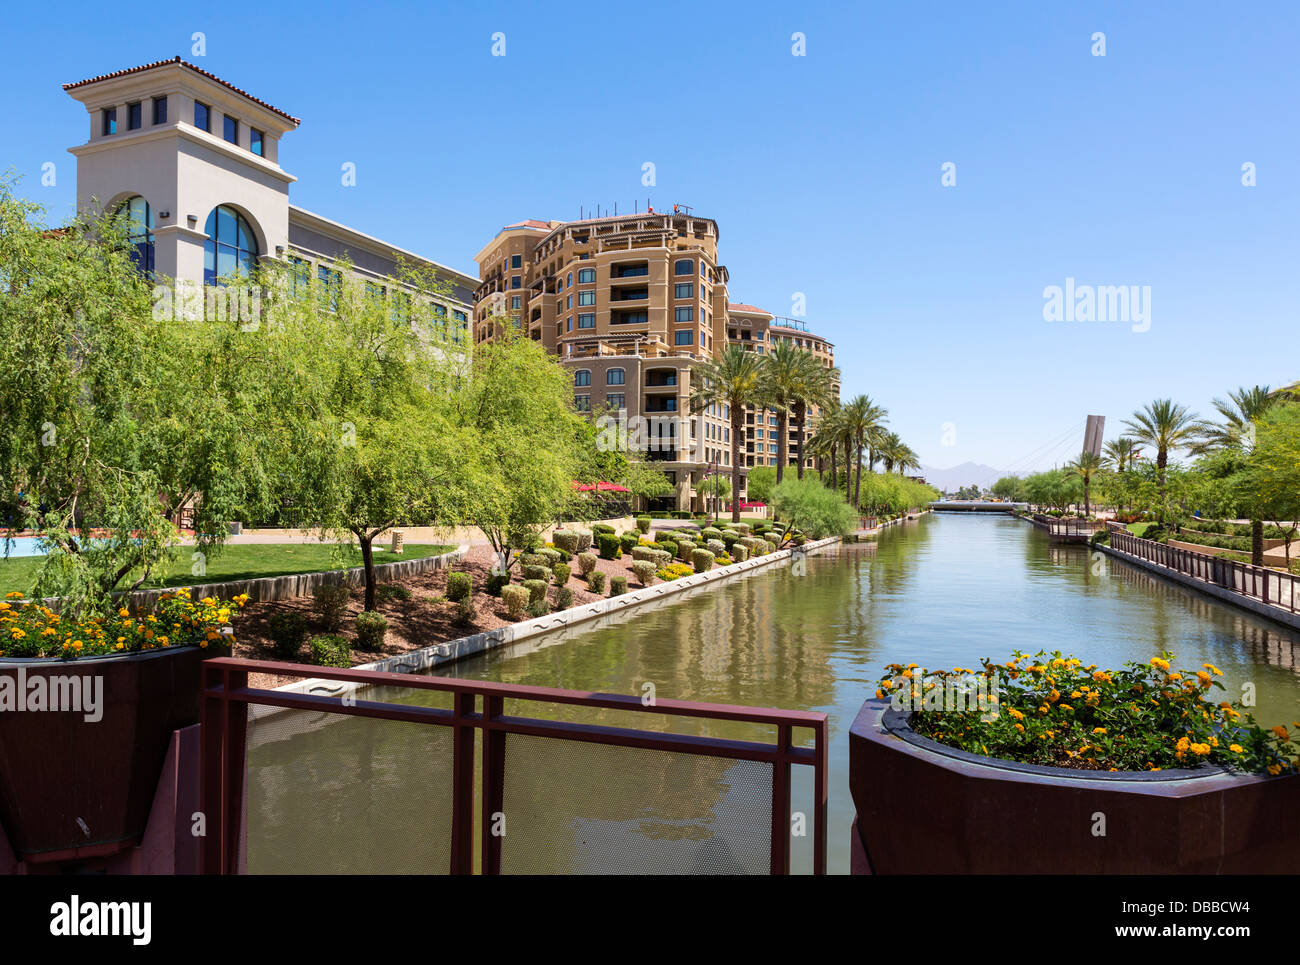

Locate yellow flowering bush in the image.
[655,562,697,582]
[0,589,247,660]
[876,648,1299,774]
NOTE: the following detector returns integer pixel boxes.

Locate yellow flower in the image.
[1272,725,1290,741]
[1203,663,1223,676]
[1093,727,1106,735]
[1229,744,1243,753]
[1151,657,1170,671]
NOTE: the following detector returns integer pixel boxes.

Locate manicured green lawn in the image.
[1128,522,1158,538]
[0,542,455,596]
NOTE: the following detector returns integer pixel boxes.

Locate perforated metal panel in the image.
[243,708,455,874]
[496,733,773,874]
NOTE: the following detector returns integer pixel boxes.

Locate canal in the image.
[245,512,1300,874]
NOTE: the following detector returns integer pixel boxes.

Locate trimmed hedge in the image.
[501,585,529,618]
[312,584,349,632]
[552,562,571,585]
[485,572,510,597]
[268,611,308,660]
[618,533,639,553]
[587,570,607,593]
[635,517,652,534]
[522,564,551,583]
[309,634,351,668]
[553,585,575,610]
[521,579,549,604]
[576,552,598,576]
[596,533,622,560]
[446,571,472,602]
[632,561,657,586]
[610,576,627,596]
[691,549,715,573]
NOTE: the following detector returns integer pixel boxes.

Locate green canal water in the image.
[246,513,1300,875]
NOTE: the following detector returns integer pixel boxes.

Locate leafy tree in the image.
[1244,403,1300,566]
[746,465,777,504]
[1122,399,1199,496]
[991,476,1026,502]
[1064,450,1104,517]
[769,476,858,539]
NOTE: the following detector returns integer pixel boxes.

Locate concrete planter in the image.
[849,698,1300,874]
[0,646,207,862]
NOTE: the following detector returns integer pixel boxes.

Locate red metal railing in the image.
[1110,531,1299,615]
[201,658,828,875]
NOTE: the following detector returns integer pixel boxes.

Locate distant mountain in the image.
[918,462,1018,492]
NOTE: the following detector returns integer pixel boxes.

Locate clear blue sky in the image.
[3,0,1296,472]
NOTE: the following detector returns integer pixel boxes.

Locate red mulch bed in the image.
[234,543,664,690]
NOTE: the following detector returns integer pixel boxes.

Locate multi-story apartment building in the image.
[62,58,476,328]
[727,305,838,472]
[473,211,738,512]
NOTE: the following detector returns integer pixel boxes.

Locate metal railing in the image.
[1047,518,1104,541]
[1109,531,1299,615]
[201,658,828,875]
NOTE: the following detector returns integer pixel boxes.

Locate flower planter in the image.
[0,646,206,862]
[849,698,1300,874]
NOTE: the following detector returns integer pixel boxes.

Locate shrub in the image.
[650,549,672,569]
[596,533,622,560]
[764,540,778,555]
[576,552,598,576]
[446,571,472,602]
[656,562,695,582]
[553,585,575,610]
[732,544,750,563]
[552,529,581,554]
[631,546,659,563]
[691,549,715,573]
[1090,530,1110,546]
[573,530,594,554]
[309,634,351,668]
[657,539,678,559]
[453,597,475,625]
[485,572,510,597]
[592,523,616,536]
[632,561,657,586]
[619,533,639,553]
[540,548,562,566]
[733,523,751,536]
[521,579,549,604]
[311,584,350,632]
[610,576,628,596]
[376,582,412,604]
[552,562,571,585]
[769,476,859,539]
[268,611,309,660]
[700,527,723,542]
[719,530,740,548]
[587,570,607,593]
[706,539,725,556]
[517,552,547,568]
[355,611,388,650]
[501,585,529,618]
[526,598,551,619]
[635,516,652,534]
[522,564,551,583]
[676,540,696,562]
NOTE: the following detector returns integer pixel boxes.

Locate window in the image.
[578,268,595,284]
[701,262,707,278]
[577,290,595,306]
[511,276,521,289]
[613,311,648,325]
[194,101,211,132]
[566,317,572,332]
[391,292,412,324]
[452,310,467,343]
[223,115,238,144]
[567,272,573,286]
[577,313,595,329]
[511,254,521,268]
[203,205,259,285]
[117,196,154,274]
[675,307,694,323]
[674,258,692,275]
[250,128,264,156]
[607,393,625,409]
[674,283,693,299]
[288,256,311,297]
[152,96,167,125]
[607,369,626,385]
[575,395,591,411]
[511,295,522,309]
[102,108,117,136]
[511,316,521,329]
[127,102,142,130]
[318,265,342,310]
[574,370,592,387]
[566,295,572,309]
[431,302,448,338]
[674,330,693,345]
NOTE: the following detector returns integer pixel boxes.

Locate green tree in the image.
[1243,403,1300,566]
[841,395,888,509]
[689,345,763,523]
[1064,450,1104,517]
[1122,399,1199,497]
[769,476,858,540]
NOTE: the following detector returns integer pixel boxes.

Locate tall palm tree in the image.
[1102,437,1142,472]
[878,431,921,474]
[841,395,888,509]
[757,341,827,484]
[689,345,763,524]
[1121,398,1199,495]
[1191,384,1278,564]
[790,360,838,481]
[1065,450,1103,517]
[809,401,844,490]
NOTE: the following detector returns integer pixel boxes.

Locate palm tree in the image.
[1191,384,1278,564]
[1191,385,1274,454]
[841,395,888,509]
[757,341,828,484]
[789,360,838,481]
[1121,399,1199,495]
[1065,450,1103,517]
[809,401,844,490]
[1102,437,1142,472]
[689,345,764,524]
[878,431,921,474]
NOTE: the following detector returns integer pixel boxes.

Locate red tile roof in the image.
[728,303,771,315]
[63,57,300,125]
[504,219,552,230]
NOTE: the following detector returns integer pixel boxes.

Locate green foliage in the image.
[635,517,652,534]
[501,585,529,618]
[312,583,350,632]
[485,572,510,597]
[268,611,309,660]
[553,585,575,610]
[691,549,715,573]
[769,477,858,539]
[551,562,571,585]
[526,598,550,619]
[575,552,598,576]
[309,634,351,668]
[375,582,412,604]
[609,575,628,596]
[631,561,657,586]
[596,533,622,560]
[521,579,548,604]
[354,611,388,650]
[618,533,639,553]
[522,564,551,583]
[445,571,472,603]
[746,466,777,505]
[586,570,607,593]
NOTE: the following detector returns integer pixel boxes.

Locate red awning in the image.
[572,481,631,493]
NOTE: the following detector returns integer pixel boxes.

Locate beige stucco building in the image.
[63,58,476,327]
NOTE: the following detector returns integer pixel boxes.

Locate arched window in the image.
[607,368,626,385]
[203,205,259,284]
[574,369,592,387]
[118,196,154,274]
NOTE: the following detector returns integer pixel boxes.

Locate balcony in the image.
[645,396,679,413]
[645,369,678,387]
